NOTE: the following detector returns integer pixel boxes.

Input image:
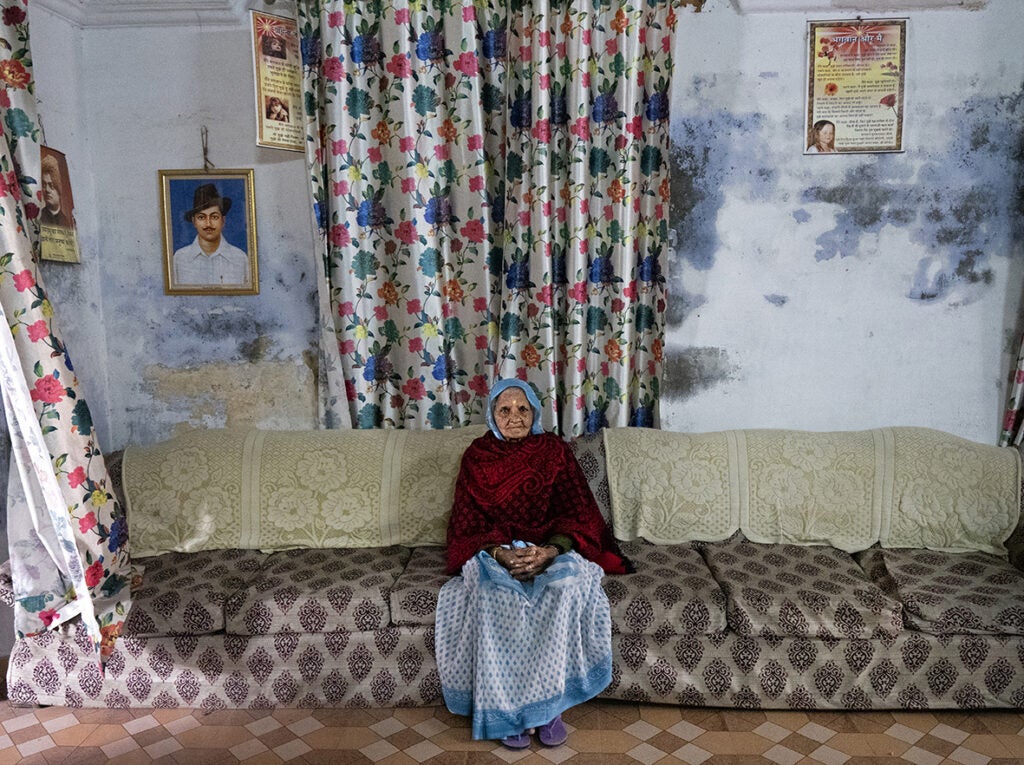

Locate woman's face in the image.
[817,123,835,148]
[493,388,533,441]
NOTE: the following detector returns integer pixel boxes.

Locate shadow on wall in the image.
[664,347,740,401]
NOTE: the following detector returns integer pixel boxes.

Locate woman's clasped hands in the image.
[493,543,558,581]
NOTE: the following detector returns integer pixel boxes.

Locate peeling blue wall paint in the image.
[669,98,776,275]
[667,92,778,328]
[800,90,1023,301]
[662,1,1024,439]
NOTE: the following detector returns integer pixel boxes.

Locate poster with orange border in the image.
[805,19,906,154]
[251,11,303,152]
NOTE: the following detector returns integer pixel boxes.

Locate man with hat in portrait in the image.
[172,182,250,287]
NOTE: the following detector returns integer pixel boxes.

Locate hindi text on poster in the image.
[805,19,906,154]
[252,11,304,153]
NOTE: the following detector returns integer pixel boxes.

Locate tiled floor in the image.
[0,700,1022,764]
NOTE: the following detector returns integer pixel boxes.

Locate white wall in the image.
[662,0,1024,443]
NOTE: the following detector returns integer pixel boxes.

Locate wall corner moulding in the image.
[733,0,986,12]
[33,0,251,28]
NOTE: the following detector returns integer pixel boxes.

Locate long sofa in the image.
[3,424,1023,710]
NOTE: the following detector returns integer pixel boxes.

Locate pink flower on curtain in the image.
[84,560,104,587]
[323,57,344,81]
[13,268,34,290]
[469,375,488,397]
[387,55,411,78]
[67,466,87,488]
[402,378,426,400]
[396,220,418,244]
[27,319,48,341]
[30,374,64,403]
[79,511,97,533]
[330,224,350,247]
[454,52,478,76]
[3,6,26,25]
[460,220,485,243]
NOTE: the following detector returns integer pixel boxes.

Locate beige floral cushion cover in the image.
[605,426,1021,556]
[123,426,487,556]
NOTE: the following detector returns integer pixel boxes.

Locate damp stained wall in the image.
[664,0,1024,443]
[21,0,1024,452]
[30,5,321,451]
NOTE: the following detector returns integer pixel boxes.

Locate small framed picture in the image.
[159,169,258,295]
[39,146,81,264]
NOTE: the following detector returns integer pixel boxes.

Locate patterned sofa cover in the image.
[3,425,1024,711]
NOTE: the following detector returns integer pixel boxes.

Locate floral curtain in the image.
[299,0,671,435]
[999,332,1024,447]
[0,1,130,660]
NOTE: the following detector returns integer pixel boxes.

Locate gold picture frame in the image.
[159,169,258,295]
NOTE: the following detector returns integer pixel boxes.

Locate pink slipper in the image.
[500,731,531,749]
[538,715,568,747]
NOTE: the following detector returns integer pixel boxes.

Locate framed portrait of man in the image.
[159,169,259,295]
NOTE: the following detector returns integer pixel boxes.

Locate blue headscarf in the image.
[485,378,544,440]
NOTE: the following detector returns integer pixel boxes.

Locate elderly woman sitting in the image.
[436,379,630,750]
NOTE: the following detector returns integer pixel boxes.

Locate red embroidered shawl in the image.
[445,431,629,575]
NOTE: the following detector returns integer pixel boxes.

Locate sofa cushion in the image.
[125,549,268,637]
[123,426,487,556]
[603,541,727,636]
[390,546,450,627]
[603,427,1021,556]
[700,535,903,638]
[223,546,411,635]
[857,548,1024,635]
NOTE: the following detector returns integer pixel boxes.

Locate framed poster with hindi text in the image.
[38,146,81,263]
[805,19,906,154]
[252,11,304,152]
[159,169,259,295]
